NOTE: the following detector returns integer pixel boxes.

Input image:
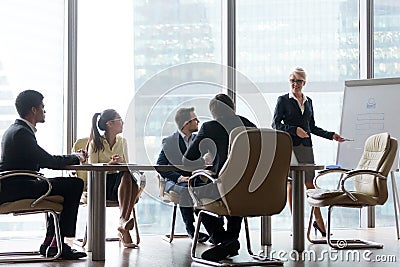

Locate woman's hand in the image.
[75,149,88,163]
[332,133,345,142]
[296,127,310,138]
[109,154,123,165]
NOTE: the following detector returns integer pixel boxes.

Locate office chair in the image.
[188,128,292,266]
[306,132,398,249]
[157,174,190,242]
[0,170,63,262]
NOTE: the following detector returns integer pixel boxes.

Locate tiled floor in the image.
[0,227,399,266]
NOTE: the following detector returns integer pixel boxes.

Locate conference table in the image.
[61,163,323,261]
[259,164,325,258]
[61,164,184,261]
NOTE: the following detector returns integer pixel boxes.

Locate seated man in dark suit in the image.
[183,94,256,261]
[156,107,209,243]
[0,90,87,260]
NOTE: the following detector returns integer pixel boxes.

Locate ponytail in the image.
[91,112,104,152]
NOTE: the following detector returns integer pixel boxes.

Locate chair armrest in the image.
[0,170,51,207]
[340,170,387,202]
[343,169,387,180]
[191,169,217,183]
[188,170,218,206]
[313,168,350,190]
[0,170,44,177]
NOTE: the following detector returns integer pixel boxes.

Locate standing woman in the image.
[272,67,344,237]
[89,109,140,248]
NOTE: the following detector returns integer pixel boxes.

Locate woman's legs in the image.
[117,172,140,247]
[289,144,326,232]
[305,182,326,232]
[287,180,326,233]
[118,172,136,222]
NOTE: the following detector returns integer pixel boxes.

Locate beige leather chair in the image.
[306,132,398,249]
[188,128,292,266]
[157,174,188,242]
[0,170,63,262]
[72,137,144,247]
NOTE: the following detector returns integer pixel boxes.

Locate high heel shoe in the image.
[117,227,138,248]
[120,218,135,231]
[313,221,326,237]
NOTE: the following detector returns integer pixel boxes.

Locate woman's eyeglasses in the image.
[290,79,304,85]
[110,118,123,123]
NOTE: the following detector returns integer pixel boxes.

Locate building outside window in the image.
[0,0,66,238]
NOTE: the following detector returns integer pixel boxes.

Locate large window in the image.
[0,0,66,237]
[0,0,66,154]
[236,0,359,165]
[2,0,399,238]
[236,0,399,229]
[374,0,400,78]
[76,0,223,235]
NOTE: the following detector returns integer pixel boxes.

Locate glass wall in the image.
[131,0,223,235]
[373,0,400,227]
[236,0,398,229]
[374,0,400,78]
[76,0,223,235]
[0,0,66,238]
[236,0,359,229]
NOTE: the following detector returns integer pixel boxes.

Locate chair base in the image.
[307,206,384,249]
[162,233,189,243]
[162,204,190,243]
[327,239,383,249]
[0,252,50,263]
[74,230,120,247]
[0,210,62,263]
[191,211,283,266]
[191,257,283,267]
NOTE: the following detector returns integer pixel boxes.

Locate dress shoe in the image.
[41,243,87,260]
[189,231,210,243]
[208,237,219,245]
[201,239,240,261]
[39,244,48,256]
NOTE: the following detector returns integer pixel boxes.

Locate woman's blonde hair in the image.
[290,66,307,81]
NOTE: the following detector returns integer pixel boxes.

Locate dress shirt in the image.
[289,91,308,114]
[19,118,37,133]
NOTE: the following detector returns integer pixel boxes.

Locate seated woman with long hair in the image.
[88,109,140,248]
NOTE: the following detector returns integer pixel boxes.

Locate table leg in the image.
[292,170,305,252]
[87,170,106,261]
[87,171,93,251]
